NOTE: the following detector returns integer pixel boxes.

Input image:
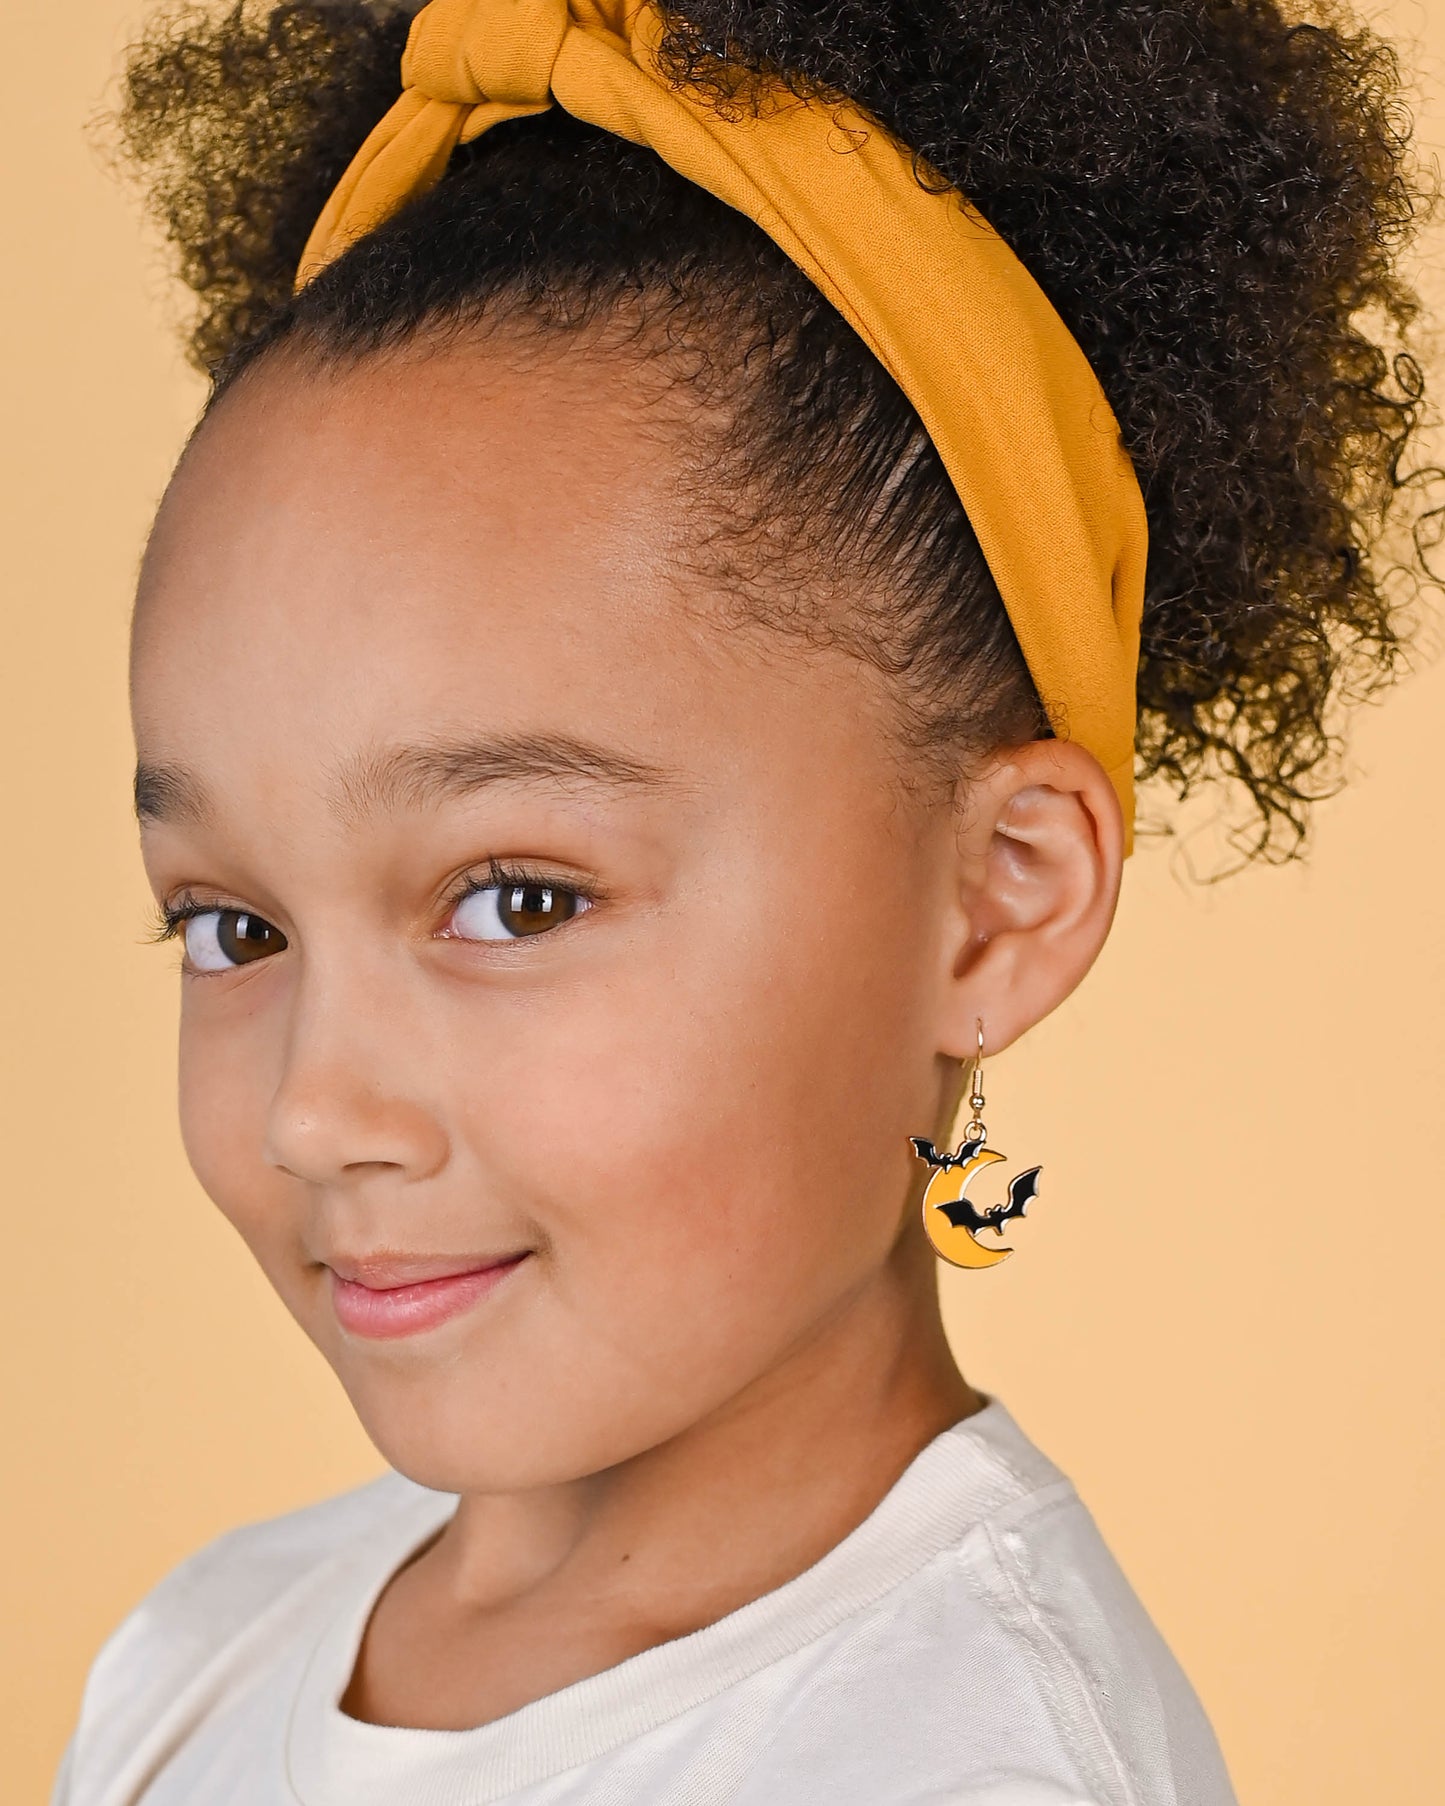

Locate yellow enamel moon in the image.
[922,1146,1015,1269]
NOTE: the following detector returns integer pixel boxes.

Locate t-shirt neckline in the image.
[285,1392,1069,1806]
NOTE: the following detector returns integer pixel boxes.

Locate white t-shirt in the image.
[52,1393,1239,1806]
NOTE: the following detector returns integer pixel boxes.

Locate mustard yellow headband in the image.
[297,0,1148,848]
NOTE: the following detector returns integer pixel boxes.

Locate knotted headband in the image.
[298,0,1149,848]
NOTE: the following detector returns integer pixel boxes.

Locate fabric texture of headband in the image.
[297,0,1149,849]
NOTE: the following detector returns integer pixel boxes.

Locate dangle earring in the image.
[908,1020,1042,1269]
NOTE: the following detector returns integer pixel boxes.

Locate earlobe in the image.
[936,741,1124,1060]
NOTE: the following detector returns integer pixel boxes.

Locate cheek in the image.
[518,864,925,1256]
[374,864,935,1486]
[176,987,290,1261]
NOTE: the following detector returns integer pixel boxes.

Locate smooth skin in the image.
[130,331,1123,1732]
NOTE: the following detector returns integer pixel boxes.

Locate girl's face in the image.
[131,339,973,1493]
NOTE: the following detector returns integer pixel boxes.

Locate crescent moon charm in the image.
[911,1139,1044,1269]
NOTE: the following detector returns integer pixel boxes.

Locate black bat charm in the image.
[909,1137,1042,1238]
[939,1164,1041,1236]
[909,1136,966,1169]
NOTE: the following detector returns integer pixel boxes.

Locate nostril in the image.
[263,1090,451,1187]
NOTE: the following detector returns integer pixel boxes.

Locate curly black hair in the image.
[110,0,1436,865]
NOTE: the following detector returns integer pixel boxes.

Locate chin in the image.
[334,1359,673,1497]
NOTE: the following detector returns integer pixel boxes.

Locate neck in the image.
[428,1233,979,1626]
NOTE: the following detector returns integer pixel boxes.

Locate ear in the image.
[931,738,1125,1062]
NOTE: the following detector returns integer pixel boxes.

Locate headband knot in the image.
[403,0,573,110]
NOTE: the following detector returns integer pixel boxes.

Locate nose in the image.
[262,966,451,1188]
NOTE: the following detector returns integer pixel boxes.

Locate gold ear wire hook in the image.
[964,1017,987,1143]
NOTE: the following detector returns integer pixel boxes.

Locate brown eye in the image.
[451,879,590,942]
[183,909,287,971]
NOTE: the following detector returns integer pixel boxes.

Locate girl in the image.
[55,1,1430,1801]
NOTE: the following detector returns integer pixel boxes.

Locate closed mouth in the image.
[326,1250,532,1339]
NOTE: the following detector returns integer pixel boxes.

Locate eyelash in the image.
[445,858,605,923]
[146,858,603,951]
[146,897,203,945]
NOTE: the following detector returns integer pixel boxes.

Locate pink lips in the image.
[327,1252,529,1339]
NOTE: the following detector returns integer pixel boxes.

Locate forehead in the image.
[130,337,904,817]
[137,335,693,663]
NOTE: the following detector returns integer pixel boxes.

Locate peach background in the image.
[5,3,1443,1801]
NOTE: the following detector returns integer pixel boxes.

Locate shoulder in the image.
[804,1398,1240,1806]
[919,1407,1239,1806]
[96,1467,438,1669]
[54,1469,453,1803]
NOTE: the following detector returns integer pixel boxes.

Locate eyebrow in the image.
[135,730,691,827]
